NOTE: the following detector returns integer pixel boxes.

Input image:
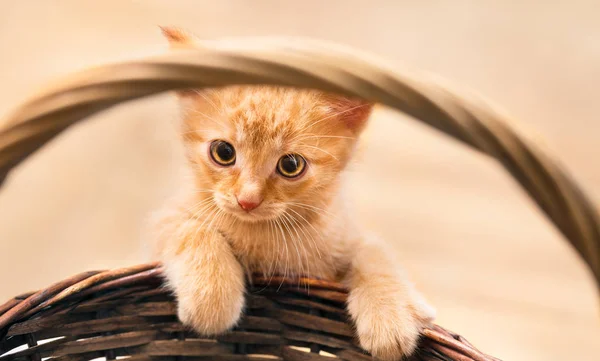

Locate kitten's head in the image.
[163,27,373,223]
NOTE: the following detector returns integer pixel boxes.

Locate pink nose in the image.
[237,198,261,212]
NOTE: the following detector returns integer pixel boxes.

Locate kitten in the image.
[151,27,435,360]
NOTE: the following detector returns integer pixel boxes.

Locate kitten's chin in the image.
[232,210,280,223]
[221,205,281,223]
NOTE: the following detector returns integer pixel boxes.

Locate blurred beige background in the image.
[1,1,599,360]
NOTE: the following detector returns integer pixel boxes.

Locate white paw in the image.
[177,291,245,335]
[352,297,435,360]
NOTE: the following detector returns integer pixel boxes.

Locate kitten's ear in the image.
[324,95,374,134]
[160,26,195,49]
[159,26,201,101]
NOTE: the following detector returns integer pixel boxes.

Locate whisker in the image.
[258,219,277,291]
[282,211,313,293]
[286,208,324,260]
[195,90,220,111]
[190,203,219,242]
[295,134,356,141]
[281,212,308,283]
[273,218,289,292]
[189,190,215,196]
[300,144,339,161]
[170,198,215,239]
[267,219,279,281]
[279,213,303,277]
[183,107,224,127]
[285,201,338,220]
[185,198,215,220]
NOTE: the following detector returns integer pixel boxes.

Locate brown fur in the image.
[149,27,435,360]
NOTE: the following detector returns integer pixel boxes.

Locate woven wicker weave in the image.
[0,264,499,361]
[0,36,598,361]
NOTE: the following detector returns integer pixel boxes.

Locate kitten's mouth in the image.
[219,202,281,223]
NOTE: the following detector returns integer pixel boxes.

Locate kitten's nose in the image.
[237,198,262,212]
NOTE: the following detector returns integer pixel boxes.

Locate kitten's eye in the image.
[277,154,306,178]
[210,140,236,166]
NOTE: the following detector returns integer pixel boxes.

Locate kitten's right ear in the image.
[322,95,374,135]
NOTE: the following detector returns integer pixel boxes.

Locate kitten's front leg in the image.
[160,215,245,335]
[344,234,436,360]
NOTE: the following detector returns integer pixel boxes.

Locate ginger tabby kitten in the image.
[151,27,435,360]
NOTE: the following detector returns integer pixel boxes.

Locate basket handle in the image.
[0,37,598,289]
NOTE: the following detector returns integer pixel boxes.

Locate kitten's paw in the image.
[352,297,435,360]
[177,289,245,335]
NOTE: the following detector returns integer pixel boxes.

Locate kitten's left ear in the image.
[325,95,374,135]
[160,26,204,102]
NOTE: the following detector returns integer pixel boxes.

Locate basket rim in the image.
[0,262,501,361]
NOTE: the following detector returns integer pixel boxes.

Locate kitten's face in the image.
[162,27,372,223]
[180,86,371,223]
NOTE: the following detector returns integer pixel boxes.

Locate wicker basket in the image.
[0,264,499,361]
[0,36,598,361]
